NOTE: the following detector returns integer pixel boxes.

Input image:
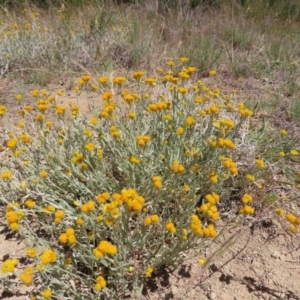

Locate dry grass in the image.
[0,2,299,85]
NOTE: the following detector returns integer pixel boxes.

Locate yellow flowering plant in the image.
[0,61,299,299]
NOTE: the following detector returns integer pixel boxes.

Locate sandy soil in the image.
[142,221,300,300]
[1,218,300,299]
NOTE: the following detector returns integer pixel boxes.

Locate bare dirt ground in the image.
[0,220,30,300]
[143,222,300,300]
[1,74,300,300]
[1,217,300,300]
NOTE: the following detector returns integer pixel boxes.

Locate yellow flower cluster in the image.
[286,212,300,233]
[40,249,57,265]
[0,105,8,115]
[93,240,117,259]
[239,194,255,215]
[212,137,235,150]
[238,103,253,117]
[81,200,95,213]
[56,105,67,116]
[71,151,84,163]
[97,192,110,204]
[162,114,172,121]
[182,228,188,241]
[19,132,32,143]
[275,207,284,217]
[136,135,151,147]
[7,137,18,149]
[42,204,55,213]
[185,146,199,157]
[37,99,48,112]
[84,129,93,138]
[1,258,18,273]
[89,117,98,125]
[162,73,179,84]
[102,193,123,219]
[121,89,139,103]
[170,161,185,173]
[152,176,162,189]
[70,104,80,118]
[145,77,156,87]
[128,155,140,164]
[176,127,184,135]
[110,125,121,138]
[128,111,136,119]
[59,227,76,247]
[181,184,190,193]
[113,76,126,86]
[209,171,218,183]
[40,170,48,178]
[205,103,219,115]
[165,221,176,233]
[95,275,107,291]
[241,194,252,204]
[190,215,217,237]
[1,170,12,180]
[144,214,160,226]
[19,266,34,286]
[209,69,217,76]
[246,174,255,182]
[219,118,235,130]
[85,142,94,152]
[98,76,109,85]
[102,91,113,101]
[290,150,299,156]
[178,71,190,80]
[100,99,116,118]
[5,203,25,231]
[42,288,52,299]
[198,193,220,221]
[81,75,91,83]
[185,115,195,126]
[26,248,37,258]
[76,217,84,226]
[133,71,144,80]
[121,188,145,212]
[148,101,171,111]
[178,87,188,94]
[255,158,265,168]
[35,113,44,122]
[145,266,154,277]
[222,157,238,175]
[190,214,202,235]
[31,89,39,97]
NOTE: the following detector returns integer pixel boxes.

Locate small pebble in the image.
[271,251,281,260]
